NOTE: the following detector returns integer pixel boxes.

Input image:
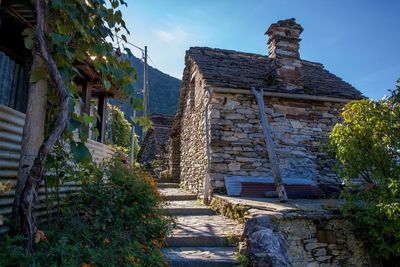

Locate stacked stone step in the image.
[158,183,243,267]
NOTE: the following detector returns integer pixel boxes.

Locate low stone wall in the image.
[211,195,372,267]
[209,92,344,193]
[276,218,368,266]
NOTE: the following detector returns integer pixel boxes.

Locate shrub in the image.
[0,159,172,266]
[329,80,400,259]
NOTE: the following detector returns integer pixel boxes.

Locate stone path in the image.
[159,183,243,267]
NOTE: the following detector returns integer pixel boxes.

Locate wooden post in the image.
[81,82,91,115]
[251,87,288,202]
[81,82,91,137]
[97,95,107,143]
[12,55,48,222]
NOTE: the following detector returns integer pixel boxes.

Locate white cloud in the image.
[156,27,190,44]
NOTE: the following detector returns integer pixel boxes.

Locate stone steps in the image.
[167,215,241,247]
[159,188,197,201]
[161,200,216,216]
[163,194,198,201]
[162,247,237,267]
[162,207,216,216]
[158,183,242,267]
[157,182,180,189]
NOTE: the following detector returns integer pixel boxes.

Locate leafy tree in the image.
[106,104,140,159]
[18,0,137,250]
[329,80,400,258]
[107,104,132,148]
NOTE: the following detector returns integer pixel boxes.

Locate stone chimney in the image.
[266,18,304,90]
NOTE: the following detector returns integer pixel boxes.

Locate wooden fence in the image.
[0,104,115,234]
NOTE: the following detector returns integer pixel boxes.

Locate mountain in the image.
[115,56,181,121]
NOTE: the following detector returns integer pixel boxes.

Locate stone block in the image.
[228,162,241,171]
[225,113,245,120]
[316,256,332,262]
[210,109,220,119]
[290,120,303,129]
[313,248,326,257]
[225,99,240,110]
[305,242,328,251]
[211,163,228,172]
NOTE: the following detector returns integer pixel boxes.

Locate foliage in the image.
[0,159,172,266]
[237,247,250,267]
[24,0,138,143]
[329,81,400,259]
[16,0,147,249]
[107,104,133,148]
[22,0,143,172]
[0,181,13,227]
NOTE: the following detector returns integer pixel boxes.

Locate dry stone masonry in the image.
[169,18,363,196]
[209,93,343,192]
[211,195,371,267]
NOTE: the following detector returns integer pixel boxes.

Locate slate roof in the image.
[187,47,363,100]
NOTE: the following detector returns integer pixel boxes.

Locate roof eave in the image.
[207,86,358,103]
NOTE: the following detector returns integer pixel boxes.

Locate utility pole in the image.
[142,45,148,142]
[130,109,136,167]
[143,45,148,117]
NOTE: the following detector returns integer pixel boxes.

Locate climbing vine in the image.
[18,0,138,250]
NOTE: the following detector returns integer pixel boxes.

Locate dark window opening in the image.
[0,51,27,112]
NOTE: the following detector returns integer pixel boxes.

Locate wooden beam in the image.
[211,86,352,103]
[96,95,107,143]
[252,87,288,202]
[81,82,91,115]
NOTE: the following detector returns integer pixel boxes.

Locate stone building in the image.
[169,18,362,197]
[138,114,174,165]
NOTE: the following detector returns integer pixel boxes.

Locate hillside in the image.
[115,56,181,121]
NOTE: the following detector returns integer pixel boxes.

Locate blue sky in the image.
[121,0,400,99]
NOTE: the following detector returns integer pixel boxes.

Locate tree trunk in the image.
[19,0,69,251]
[252,87,288,202]
[12,55,48,227]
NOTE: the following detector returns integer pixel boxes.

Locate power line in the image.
[114,34,144,52]
[147,55,158,70]
[113,34,158,69]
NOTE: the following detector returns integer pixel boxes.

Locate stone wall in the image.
[178,66,209,194]
[209,92,344,193]
[165,134,181,182]
[277,218,369,266]
[211,195,371,267]
[244,215,370,267]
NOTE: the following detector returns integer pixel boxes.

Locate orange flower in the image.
[128,256,135,263]
[103,238,111,245]
[152,240,160,246]
[81,263,90,267]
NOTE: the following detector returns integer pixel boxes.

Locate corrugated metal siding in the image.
[86,139,115,163]
[0,104,25,234]
[0,104,115,234]
[0,104,24,182]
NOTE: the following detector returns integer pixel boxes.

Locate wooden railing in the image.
[0,104,115,234]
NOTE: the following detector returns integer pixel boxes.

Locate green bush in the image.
[329,80,400,259]
[0,159,172,266]
[106,104,140,162]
